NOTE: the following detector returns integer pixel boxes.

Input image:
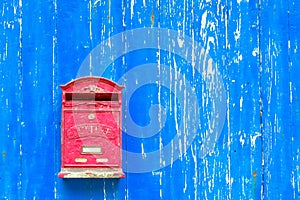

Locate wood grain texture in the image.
[260,0,293,199]
[20,0,56,198]
[227,1,262,199]
[0,0,299,199]
[0,1,23,199]
[290,1,300,198]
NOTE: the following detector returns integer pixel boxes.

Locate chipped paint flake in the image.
[252,48,259,56]
[239,96,243,111]
[239,134,245,147]
[130,0,134,20]
[250,132,262,147]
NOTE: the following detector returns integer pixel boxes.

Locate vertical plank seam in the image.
[18,0,24,198]
[257,0,264,199]
[52,0,58,198]
[225,0,232,198]
[287,0,294,198]
[157,0,162,199]
[89,0,93,76]
[122,0,128,198]
[88,0,93,197]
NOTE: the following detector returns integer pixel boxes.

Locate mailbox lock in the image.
[88,113,95,120]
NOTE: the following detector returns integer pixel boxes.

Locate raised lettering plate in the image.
[82,146,102,154]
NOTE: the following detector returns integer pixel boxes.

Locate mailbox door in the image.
[62,110,121,168]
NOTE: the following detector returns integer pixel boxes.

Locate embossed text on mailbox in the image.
[58,76,125,178]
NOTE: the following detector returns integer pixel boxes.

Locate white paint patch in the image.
[234,26,240,41]
[5,41,8,61]
[226,173,234,185]
[130,0,135,20]
[183,173,187,193]
[201,11,207,31]
[207,58,214,75]
[252,48,259,57]
[94,0,100,7]
[207,36,215,49]
[103,181,107,200]
[177,37,184,48]
[239,96,243,111]
[235,53,243,63]
[19,144,22,156]
[290,81,293,103]
[89,0,93,49]
[122,5,126,27]
[54,187,57,199]
[250,132,262,147]
[191,145,198,198]
[239,134,245,147]
[152,171,162,176]
[141,143,146,158]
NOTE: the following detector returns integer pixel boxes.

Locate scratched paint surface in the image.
[0,0,300,199]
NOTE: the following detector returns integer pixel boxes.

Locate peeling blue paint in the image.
[0,0,300,199]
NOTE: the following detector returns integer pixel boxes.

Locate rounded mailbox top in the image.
[60,76,124,93]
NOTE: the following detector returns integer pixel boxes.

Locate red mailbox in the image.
[58,76,125,178]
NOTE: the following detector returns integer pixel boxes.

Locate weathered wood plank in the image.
[192,1,230,199]
[227,1,262,199]
[55,0,97,199]
[158,0,229,199]
[1,0,300,199]
[289,0,300,198]
[88,0,126,198]
[159,0,196,198]
[55,0,127,199]
[20,0,57,198]
[260,0,293,199]
[0,0,23,199]
[123,0,162,199]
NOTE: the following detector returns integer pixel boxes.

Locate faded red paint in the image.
[58,77,125,178]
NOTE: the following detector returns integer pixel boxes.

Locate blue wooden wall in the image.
[1,0,300,199]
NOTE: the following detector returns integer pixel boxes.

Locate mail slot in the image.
[58,76,125,178]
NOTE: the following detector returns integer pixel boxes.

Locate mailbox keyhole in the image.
[88,113,95,120]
